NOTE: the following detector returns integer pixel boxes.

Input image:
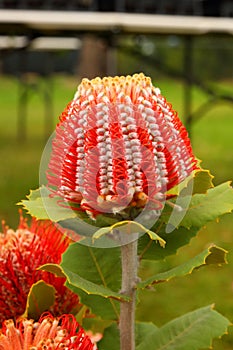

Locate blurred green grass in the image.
[0,74,232,349]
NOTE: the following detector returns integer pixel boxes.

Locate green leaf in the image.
[166,171,196,196]
[38,263,66,278]
[162,170,218,230]
[22,280,56,320]
[180,182,233,229]
[166,168,213,197]
[135,322,159,348]
[138,225,199,261]
[58,214,119,237]
[95,214,119,227]
[98,323,120,350]
[58,218,97,240]
[18,187,49,220]
[41,258,127,301]
[60,242,124,320]
[191,169,214,194]
[74,305,89,325]
[137,245,227,289]
[82,317,113,335]
[62,267,128,301]
[98,321,158,350]
[93,221,166,248]
[40,257,124,320]
[18,186,76,221]
[136,305,230,350]
[66,284,120,320]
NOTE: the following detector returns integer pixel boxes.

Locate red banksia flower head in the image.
[0,313,96,350]
[0,215,80,323]
[47,73,197,219]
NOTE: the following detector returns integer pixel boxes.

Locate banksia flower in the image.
[47,73,197,217]
[0,313,96,350]
[0,215,80,323]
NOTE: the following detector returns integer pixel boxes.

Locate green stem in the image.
[119,239,138,350]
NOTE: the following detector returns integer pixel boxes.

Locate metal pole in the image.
[183,35,194,137]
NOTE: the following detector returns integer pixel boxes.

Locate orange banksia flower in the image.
[0,313,96,349]
[0,215,79,323]
[47,73,197,218]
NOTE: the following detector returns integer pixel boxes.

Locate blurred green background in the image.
[0,34,232,349]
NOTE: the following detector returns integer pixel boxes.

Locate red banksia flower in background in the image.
[0,313,96,350]
[47,73,197,217]
[0,215,80,323]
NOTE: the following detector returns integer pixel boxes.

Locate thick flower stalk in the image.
[0,313,96,350]
[0,214,80,323]
[47,73,197,218]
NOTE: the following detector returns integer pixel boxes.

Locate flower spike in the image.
[0,313,96,349]
[47,73,198,217]
[0,214,80,323]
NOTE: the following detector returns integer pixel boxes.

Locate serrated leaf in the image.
[180,182,233,229]
[38,263,66,278]
[93,221,166,248]
[62,267,128,301]
[39,258,128,319]
[82,317,113,335]
[137,245,227,289]
[138,225,199,261]
[60,242,124,320]
[18,186,77,221]
[58,218,97,241]
[28,187,44,200]
[41,259,127,301]
[98,323,120,350]
[66,284,120,320]
[136,305,230,350]
[135,322,159,348]
[166,168,213,197]
[163,169,215,231]
[205,245,228,264]
[18,188,49,220]
[22,280,55,320]
[95,214,119,227]
[98,321,158,350]
[191,169,214,194]
[166,171,196,196]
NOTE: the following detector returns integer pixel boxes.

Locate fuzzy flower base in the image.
[0,313,96,350]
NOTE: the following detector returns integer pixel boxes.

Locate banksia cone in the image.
[0,313,96,350]
[0,215,80,323]
[47,73,197,217]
